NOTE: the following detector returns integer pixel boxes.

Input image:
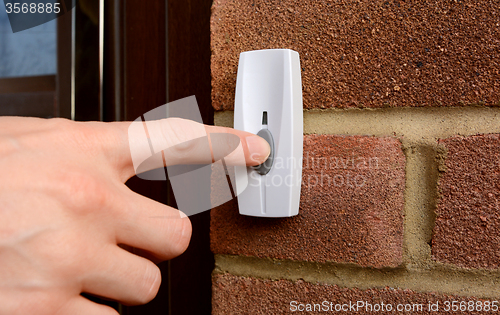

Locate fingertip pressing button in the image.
[252,129,274,175]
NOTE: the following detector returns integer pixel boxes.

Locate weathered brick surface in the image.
[211,0,500,110]
[211,135,405,268]
[433,134,500,269]
[213,274,490,315]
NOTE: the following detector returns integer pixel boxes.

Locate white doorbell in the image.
[234,49,303,218]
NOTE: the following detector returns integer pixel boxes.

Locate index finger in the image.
[107,118,271,182]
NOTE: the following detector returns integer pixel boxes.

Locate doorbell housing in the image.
[234,49,303,218]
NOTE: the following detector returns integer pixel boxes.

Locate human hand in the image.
[0,117,270,315]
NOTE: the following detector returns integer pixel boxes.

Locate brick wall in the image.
[210,0,500,313]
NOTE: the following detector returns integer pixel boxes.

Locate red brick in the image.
[211,135,405,268]
[433,134,500,269]
[213,274,491,315]
[211,0,500,110]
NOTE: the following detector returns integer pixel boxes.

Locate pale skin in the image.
[0,117,270,315]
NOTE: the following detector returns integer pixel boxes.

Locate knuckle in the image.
[164,119,194,148]
[139,118,212,166]
[39,119,95,154]
[48,118,86,141]
[136,263,161,304]
[67,123,101,150]
[162,118,206,157]
[167,217,192,258]
[54,169,114,213]
[51,119,116,157]
[47,117,74,129]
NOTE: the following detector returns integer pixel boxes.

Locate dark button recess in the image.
[253,129,274,175]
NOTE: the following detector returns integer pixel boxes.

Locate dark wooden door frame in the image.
[58,0,214,313]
